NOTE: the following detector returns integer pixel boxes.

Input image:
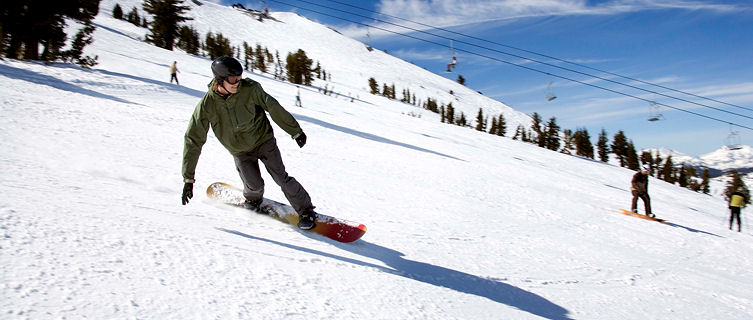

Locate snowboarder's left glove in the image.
[182,182,193,205]
[295,132,307,148]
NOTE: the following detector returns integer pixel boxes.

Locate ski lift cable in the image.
[275,0,753,122]
[319,0,753,114]
[266,0,753,131]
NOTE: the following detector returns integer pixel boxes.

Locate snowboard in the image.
[618,209,666,223]
[206,182,367,243]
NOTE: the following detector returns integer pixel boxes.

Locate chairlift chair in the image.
[545,78,557,101]
[445,40,457,73]
[726,126,742,150]
[365,28,373,52]
[647,101,664,121]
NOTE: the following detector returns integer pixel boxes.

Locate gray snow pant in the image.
[631,191,651,215]
[233,138,313,213]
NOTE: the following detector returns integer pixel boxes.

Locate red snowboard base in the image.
[207,182,367,243]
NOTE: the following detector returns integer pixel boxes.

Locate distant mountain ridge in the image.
[645,145,753,176]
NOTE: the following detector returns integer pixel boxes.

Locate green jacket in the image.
[182,78,303,182]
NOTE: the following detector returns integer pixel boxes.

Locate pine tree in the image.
[126,7,141,26]
[176,25,200,55]
[489,117,498,135]
[204,32,232,60]
[724,170,750,204]
[640,151,653,171]
[285,49,313,85]
[684,166,699,191]
[1,0,99,61]
[113,4,124,19]
[560,129,574,154]
[677,164,688,187]
[368,77,378,95]
[456,112,467,127]
[497,114,506,137]
[143,0,192,50]
[662,156,675,184]
[573,128,594,159]
[475,108,486,132]
[253,44,266,73]
[243,42,253,70]
[611,130,629,167]
[457,75,465,85]
[64,22,98,68]
[545,117,560,151]
[513,125,522,140]
[701,168,711,194]
[626,141,639,170]
[530,112,544,147]
[654,153,663,178]
[597,129,610,162]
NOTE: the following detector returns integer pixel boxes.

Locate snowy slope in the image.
[96,0,531,132]
[2,3,753,320]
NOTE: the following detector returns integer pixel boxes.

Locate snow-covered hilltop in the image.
[646,145,753,174]
[2,1,753,319]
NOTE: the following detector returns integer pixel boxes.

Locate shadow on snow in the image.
[218,228,572,320]
[293,114,466,162]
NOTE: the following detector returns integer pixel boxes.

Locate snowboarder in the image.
[170,61,180,85]
[728,188,746,232]
[631,164,653,217]
[181,56,317,230]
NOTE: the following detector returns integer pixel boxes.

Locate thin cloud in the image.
[372,0,748,31]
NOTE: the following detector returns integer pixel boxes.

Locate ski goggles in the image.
[224,75,242,85]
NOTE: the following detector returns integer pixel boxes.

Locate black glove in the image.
[295,132,307,148]
[182,182,193,205]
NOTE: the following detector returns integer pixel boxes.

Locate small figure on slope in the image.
[631,164,654,218]
[728,188,746,232]
[181,56,317,230]
[170,61,180,85]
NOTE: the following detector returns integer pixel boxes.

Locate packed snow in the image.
[1,1,752,319]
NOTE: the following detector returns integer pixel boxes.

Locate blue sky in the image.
[236,0,752,156]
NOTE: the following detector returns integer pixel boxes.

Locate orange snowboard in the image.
[618,209,666,223]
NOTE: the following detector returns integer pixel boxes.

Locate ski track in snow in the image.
[2,1,753,319]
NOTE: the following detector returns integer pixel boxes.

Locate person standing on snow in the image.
[631,164,653,217]
[728,188,746,232]
[180,56,317,230]
[170,61,180,85]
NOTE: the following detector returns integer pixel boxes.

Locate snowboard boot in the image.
[646,212,655,218]
[298,208,317,230]
[243,199,270,214]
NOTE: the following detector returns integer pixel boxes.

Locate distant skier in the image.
[631,165,653,217]
[728,188,746,232]
[295,86,302,108]
[181,56,318,230]
[170,61,180,85]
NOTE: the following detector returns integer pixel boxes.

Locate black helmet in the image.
[211,56,242,83]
